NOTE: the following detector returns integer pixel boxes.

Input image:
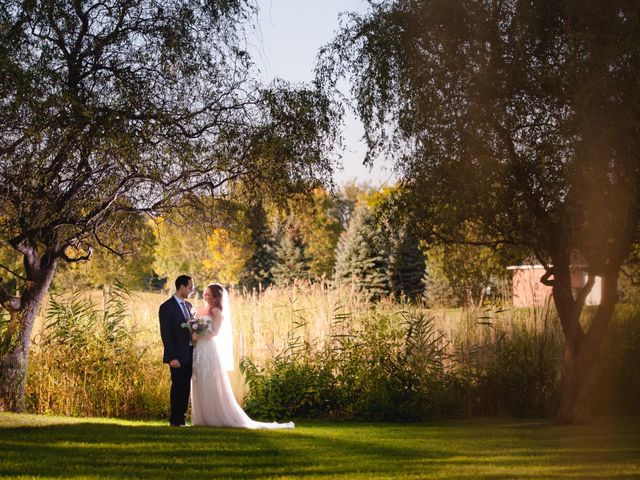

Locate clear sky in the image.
[247,0,397,187]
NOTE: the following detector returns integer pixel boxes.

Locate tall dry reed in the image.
[24,282,639,419]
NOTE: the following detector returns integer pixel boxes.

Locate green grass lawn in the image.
[1,413,639,479]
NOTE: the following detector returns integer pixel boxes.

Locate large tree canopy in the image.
[0,0,339,411]
[319,0,640,422]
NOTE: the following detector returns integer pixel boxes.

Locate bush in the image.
[241,310,467,421]
[241,317,338,420]
[452,305,563,417]
[463,333,561,417]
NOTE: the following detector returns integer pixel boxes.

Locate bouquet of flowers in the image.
[181,316,212,337]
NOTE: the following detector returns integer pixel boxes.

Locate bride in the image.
[190,283,294,429]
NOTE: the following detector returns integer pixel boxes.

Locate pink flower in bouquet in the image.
[188,317,210,337]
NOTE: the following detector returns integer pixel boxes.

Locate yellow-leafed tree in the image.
[202,227,253,285]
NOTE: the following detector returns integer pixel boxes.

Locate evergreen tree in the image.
[389,229,426,300]
[334,204,389,300]
[335,192,426,301]
[271,226,311,286]
[239,204,277,291]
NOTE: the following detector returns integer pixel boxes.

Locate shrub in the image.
[241,310,466,421]
[241,318,338,420]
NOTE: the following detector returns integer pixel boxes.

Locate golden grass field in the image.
[30,281,562,403]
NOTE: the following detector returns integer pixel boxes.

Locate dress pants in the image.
[169,362,192,426]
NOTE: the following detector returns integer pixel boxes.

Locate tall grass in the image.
[26,286,169,418]
[452,299,564,417]
[589,304,640,416]
[241,310,467,421]
[23,282,640,419]
[239,298,565,421]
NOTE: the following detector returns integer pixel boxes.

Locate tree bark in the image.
[554,269,619,424]
[0,264,57,412]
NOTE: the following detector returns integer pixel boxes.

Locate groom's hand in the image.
[169,359,181,368]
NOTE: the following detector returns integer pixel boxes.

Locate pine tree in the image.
[239,204,277,292]
[271,225,311,286]
[334,196,426,301]
[334,204,389,300]
[389,229,426,300]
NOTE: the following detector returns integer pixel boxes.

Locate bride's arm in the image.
[210,308,223,336]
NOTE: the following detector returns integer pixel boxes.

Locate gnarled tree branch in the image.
[0,279,21,312]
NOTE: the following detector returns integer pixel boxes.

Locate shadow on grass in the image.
[0,422,450,479]
[1,418,639,479]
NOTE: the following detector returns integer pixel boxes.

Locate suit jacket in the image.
[159,296,193,365]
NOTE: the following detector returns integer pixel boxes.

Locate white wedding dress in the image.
[191,312,294,429]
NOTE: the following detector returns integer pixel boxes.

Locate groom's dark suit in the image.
[159,296,193,426]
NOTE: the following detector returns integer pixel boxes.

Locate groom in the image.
[159,275,194,427]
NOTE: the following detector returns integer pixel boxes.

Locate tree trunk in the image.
[555,269,619,424]
[556,341,588,423]
[0,265,57,412]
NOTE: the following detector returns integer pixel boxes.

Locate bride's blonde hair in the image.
[207,283,224,310]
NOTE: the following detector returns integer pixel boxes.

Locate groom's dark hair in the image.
[175,275,192,291]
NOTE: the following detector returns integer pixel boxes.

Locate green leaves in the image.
[320,0,640,273]
[240,310,460,421]
[1,0,340,273]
